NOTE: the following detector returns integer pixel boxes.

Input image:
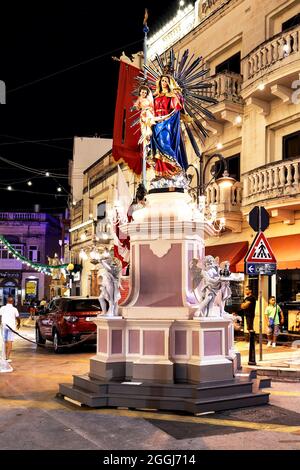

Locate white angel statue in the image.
[98,256,122,317]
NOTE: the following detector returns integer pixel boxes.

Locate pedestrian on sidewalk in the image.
[240,286,257,337]
[28,300,36,320]
[0,296,21,362]
[265,296,284,348]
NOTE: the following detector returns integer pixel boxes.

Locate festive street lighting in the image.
[187,153,236,206]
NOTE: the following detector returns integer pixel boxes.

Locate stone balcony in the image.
[205,180,243,232]
[201,71,243,104]
[199,71,244,135]
[242,157,300,224]
[241,25,300,101]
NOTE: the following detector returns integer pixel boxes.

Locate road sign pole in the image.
[258,209,263,362]
[259,273,263,361]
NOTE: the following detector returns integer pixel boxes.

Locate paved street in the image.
[0,325,300,450]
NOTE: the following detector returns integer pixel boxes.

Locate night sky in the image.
[0,0,186,212]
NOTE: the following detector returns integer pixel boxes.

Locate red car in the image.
[35,297,101,353]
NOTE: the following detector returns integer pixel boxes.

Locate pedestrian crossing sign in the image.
[245,231,277,263]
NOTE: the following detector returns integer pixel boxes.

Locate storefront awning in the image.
[205,241,248,273]
[268,234,300,270]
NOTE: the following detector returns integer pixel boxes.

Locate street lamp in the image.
[187,153,236,205]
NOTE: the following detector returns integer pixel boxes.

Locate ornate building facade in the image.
[148,0,300,331]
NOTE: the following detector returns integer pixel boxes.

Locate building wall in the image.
[70,146,136,297]
[0,213,62,306]
[71,137,112,202]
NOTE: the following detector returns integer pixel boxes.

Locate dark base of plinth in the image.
[58,375,269,414]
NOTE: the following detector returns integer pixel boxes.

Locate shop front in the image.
[24,278,39,303]
[0,271,22,306]
[268,234,300,337]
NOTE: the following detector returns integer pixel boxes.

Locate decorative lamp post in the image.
[186,153,236,230]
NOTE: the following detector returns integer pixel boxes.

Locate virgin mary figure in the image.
[149,74,188,189]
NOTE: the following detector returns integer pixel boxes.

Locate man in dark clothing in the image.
[240,286,256,332]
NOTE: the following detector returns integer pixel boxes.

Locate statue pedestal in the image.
[90,316,235,384]
[59,192,269,412]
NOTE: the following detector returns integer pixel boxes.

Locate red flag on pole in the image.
[112,61,142,175]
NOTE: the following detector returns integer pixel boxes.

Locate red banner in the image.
[112,61,142,175]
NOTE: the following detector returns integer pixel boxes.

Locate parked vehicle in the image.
[35,297,102,353]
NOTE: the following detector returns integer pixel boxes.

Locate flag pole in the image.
[142,9,149,190]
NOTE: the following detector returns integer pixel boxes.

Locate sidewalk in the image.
[236,340,300,380]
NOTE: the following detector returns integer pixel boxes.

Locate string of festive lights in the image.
[0,155,67,177]
[0,235,80,275]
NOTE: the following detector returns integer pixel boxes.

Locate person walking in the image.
[0,296,21,362]
[240,286,257,335]
[265,296,284,348]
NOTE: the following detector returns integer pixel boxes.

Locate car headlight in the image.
[63,316,78,323]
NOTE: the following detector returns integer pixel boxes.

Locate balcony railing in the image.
[205,180,243,232]
[243,25,300,84]
[201,71,243,104]
[206,180,243,207]
[242,157,300,205]
[0,212,47,221]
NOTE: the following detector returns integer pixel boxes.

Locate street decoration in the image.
[189,256,243,317]
[0,235,81,275]
[132,48,217,190]
[98,255,122,317]
[112,61,142,175]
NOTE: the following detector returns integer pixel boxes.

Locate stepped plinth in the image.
[59,192,269,412]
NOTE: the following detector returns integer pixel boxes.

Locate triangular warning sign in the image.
[245,232,277,263]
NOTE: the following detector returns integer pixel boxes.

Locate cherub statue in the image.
[98,255,122,317]
[189,255,221,317]
[189,258,203,291]
[197,255,222,317]
[218,260,232,316]
[132,85,156,145]
[219,260,231,278]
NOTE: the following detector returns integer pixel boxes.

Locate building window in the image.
[28,245,40,262]
[283,131,300,160]
[214,153,240,181]
[282,13,300,32]
[0,244,23,259]
[215,52,241,75]
[97,201,106,220]
[0,248,8,259]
